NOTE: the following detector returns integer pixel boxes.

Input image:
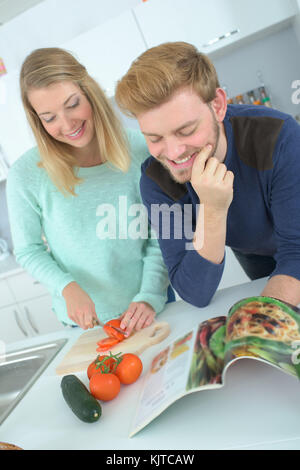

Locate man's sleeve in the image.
[269,117,300,281]
[140,162,225,308]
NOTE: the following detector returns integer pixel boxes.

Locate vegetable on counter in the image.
[96,318,127,352]
[61,351,144,421]
[115,353,143,385]
[96,337,120,352]
[89,372,121,401]
[61,374,102,423]
[87,352,121,379]
[103,319,126,341]
[88,351,143,401]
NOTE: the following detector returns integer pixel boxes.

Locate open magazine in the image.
[129,296,300,437]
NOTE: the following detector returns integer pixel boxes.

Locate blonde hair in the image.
[115,41,220,117]
[20,47,130,196]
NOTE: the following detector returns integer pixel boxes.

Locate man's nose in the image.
[164,138,185,161]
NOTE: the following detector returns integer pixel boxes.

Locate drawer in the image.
[6,271,49,302]
[0,279,15,308]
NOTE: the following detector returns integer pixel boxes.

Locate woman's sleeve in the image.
[6,156,74,297]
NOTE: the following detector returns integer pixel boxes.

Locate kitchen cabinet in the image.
[0,305,29,343]
[60,9,146,97]
[0,279,15,308]
[133,0,299,55]
[18,295,65,336]
[0,269,66,344]
[6,270,50,302]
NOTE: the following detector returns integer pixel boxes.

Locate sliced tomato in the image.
[103,319,125,341]
[96,337,120,352]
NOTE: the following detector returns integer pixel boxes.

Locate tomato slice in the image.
[96,337,121,352]
[103,319,125,341]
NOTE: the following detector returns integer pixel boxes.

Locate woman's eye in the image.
[68,99,79,109]
[43,116,55,123]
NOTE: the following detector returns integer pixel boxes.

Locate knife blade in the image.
[92,318,126,335]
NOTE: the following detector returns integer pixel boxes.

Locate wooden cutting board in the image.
[56,321,171,376]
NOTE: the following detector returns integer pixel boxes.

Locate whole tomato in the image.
[89,373,121,401]
[87,355,117,379]
[115,353,143,385]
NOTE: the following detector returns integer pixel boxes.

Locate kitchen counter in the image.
[1,277,300,450]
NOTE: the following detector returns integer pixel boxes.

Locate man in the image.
[115,41,300,308]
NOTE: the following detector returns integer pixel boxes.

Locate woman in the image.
[6,48,172,334]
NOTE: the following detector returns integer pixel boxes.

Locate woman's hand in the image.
[62,281,98,329]
[120,301,156,337]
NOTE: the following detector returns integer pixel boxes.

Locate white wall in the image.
[0,0,140,72]
[293,0,300,42]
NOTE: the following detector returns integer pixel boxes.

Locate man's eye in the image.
[179,127,196,137]
[149,136,162,143]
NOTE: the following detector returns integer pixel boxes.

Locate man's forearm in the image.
[193,205,227,264]
[261,274,300,306]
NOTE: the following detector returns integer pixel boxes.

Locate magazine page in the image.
[186,316,227,390]
[223,296,300,379]
[129,316,228,437]
[129,328,197,437]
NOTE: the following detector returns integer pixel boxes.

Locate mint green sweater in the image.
[6,129,169,325]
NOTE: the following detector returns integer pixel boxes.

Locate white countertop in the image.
[1,277,300,450]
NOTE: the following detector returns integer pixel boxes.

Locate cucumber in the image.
[61,374,102,423]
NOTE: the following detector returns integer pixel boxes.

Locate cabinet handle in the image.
[13,309,28,337]
[202,28,240,48]
[24,306,39,334]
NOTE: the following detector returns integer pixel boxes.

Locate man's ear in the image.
[211,88,227,122]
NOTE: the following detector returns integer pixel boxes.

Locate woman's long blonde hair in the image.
[20,47,130,196]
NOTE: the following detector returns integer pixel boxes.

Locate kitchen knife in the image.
[92,318,126,335]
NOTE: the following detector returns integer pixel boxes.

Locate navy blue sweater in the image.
[140,104,300,307]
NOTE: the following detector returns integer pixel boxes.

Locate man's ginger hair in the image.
[115,41,220,117]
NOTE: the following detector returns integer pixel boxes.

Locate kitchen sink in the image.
[0,338,67,425]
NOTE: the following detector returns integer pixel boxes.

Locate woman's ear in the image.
[211,88,227,122]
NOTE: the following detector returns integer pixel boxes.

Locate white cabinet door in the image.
[134,0,298,54]
[0,305,30,344]
[134,0,238,50]
[6,271,49,302]
[19,295,66,336]
[61,9,147,97]
[0,279,15,308]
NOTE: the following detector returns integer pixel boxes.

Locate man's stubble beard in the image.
[158,104,220,185]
